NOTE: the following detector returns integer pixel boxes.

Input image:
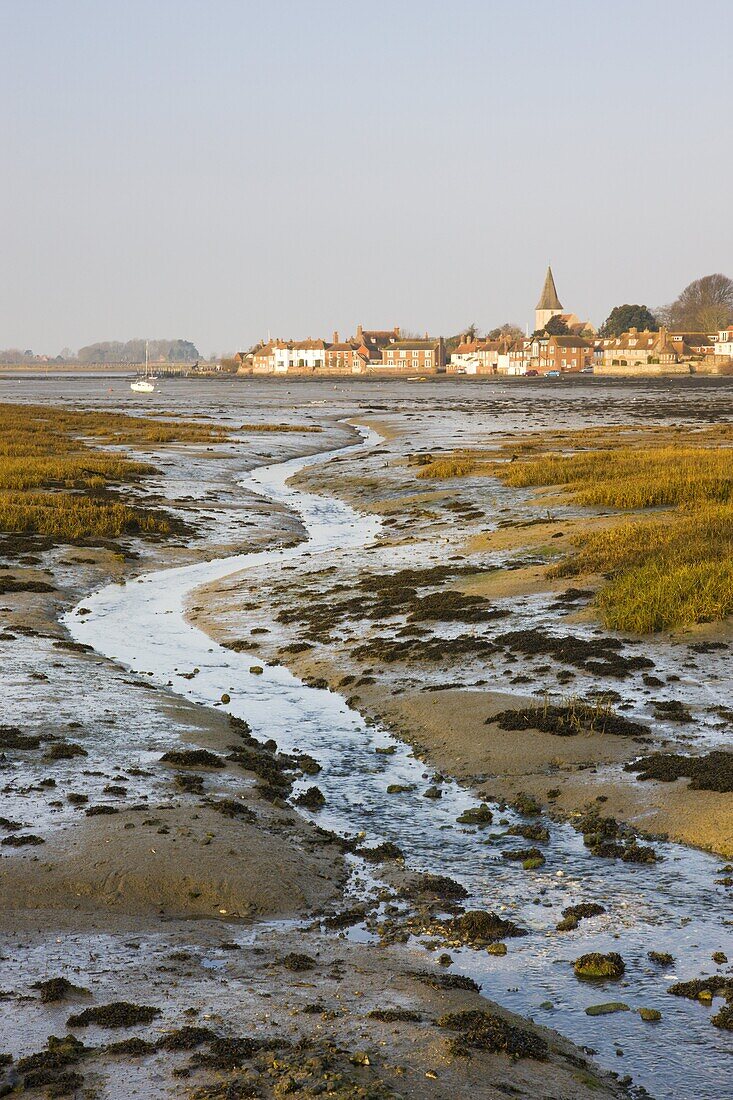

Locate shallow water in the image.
[64,421,733,1100]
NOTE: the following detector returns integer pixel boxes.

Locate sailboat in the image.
[131,342,157,392]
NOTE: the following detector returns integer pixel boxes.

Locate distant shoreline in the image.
[1,365,732,385]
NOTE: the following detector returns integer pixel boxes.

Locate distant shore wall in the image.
[596,360,733,377]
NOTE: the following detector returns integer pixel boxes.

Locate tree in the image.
[544,315,569,336]
[486,323,524,341]
[668,273,733,332]
[599,304,658,337]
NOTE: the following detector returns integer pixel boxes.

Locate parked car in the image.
[580,365,594,374]
[525,369,539,377]
[545,369,561,377]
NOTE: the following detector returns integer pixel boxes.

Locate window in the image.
[400,350,407,358]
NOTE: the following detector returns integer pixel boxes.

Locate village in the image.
[234,267,733,378]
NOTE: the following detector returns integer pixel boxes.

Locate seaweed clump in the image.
[160,749,225,769]
[491,700,646,738]
[556,903,605,931]
[440,910,528,946]
[15,1035,89,1095]
[575,809,659,863]
[573,952,625,980]
[67,1001,161,1028]
[438,1010,547,1061]
[367,1008,422,1023]
[494,628,654,678]
[411,971,480,993]
[624,750,733,793]
[282,953,317,972]
[402,873,468,901]
[32,977,87,1003]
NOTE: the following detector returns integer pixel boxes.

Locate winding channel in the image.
[64,425,732,1100]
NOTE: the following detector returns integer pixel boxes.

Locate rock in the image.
[487,943,507,956]
[456,803,493,826]
[356,841,404,862]
[639,1008,662,1022]
[648,951,674,966]
[423,785,442,799]
[220,693,230,704]
[712,952,728,964]
[585,1002,630,1016]
[249,666,264,675]
[573,952,625,980]
[294,786,326,810]
[444,910,528,946]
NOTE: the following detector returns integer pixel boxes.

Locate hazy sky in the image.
[2,0,731,355]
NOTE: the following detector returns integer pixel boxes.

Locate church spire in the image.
[535,265,564,332]
[536,265,563,311]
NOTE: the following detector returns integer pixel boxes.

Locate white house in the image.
[714,327,733,359]
[272,339,327,373]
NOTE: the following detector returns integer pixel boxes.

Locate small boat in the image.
[131,343,157,392]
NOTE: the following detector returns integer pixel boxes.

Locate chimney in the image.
[332,331,339,344]
[356,324,363,340]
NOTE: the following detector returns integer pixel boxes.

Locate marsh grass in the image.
[417,427,733,633]
[0,403,219,541]
[525,451,733,631]
[495,447,733,509]
[416,455,482,479]
[0,404,232,448]
[0,492,173,539]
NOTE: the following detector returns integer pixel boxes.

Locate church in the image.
[535,267,595,337]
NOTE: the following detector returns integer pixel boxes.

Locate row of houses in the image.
[235,268,733,378]
[241,325,446,375]
[450,326,733,376]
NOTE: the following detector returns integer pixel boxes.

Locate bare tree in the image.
[668,273,733,332]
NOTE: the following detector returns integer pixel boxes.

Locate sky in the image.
[1,0,732,356]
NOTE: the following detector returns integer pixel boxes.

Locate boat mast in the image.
[145,340,149,377]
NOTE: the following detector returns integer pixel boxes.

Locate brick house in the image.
[381,338,445,372]
[252,341,278,373]
[324,332,371,372]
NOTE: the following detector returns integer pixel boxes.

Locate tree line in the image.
[0,340,200,365]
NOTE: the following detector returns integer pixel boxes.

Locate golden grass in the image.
[416,456,479,479]
[596,559,733,634]
[553,505,733,631]
[417,427,733,633]
[0,404,232,448]
[0,454,154,491]
[0,403,324,543]
[0,402,211,541]
[0,492,172,539]
[239,422,322,433]
[495,446,733,509]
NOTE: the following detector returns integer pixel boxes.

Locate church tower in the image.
[535,266,563,332]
